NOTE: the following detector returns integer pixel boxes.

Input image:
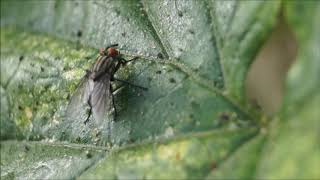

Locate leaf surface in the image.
[0,0,318,179]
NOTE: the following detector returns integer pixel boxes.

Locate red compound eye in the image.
[107,48,119,57]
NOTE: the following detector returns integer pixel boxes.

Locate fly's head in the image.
[99,44,120,58]
[107,47,119,57]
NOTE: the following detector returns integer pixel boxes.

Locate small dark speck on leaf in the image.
[18,106,23,110]
[44,85,50,90]
[30,63,35,67]
[66,94,71,100]
[85,56,92,60]
[128,138,135,143]
[213,81,218,86]
[40,66,45,72]
[169,78,176,83]
[178,11,183,17]
[77,30,82,38]
[24,145,30,152]
[19,56,24,61]
[121,32,126,37]
[156,70,162,74]
[219,112,230,121]
[95,131,101,137]
[252,100,262,110]
[189,29,195,34]
[115,9,120,15]
[86,151,92,159]
[211,161,217,170]
[157,53,164,59]
[76,137,81,142]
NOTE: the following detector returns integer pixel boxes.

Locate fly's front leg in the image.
[119,57,139,65]
[84,100,93,124]
[111,56,140,81]
[111,56,138,76]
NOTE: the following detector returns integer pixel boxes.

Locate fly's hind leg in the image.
[84,100,92,124]
[113,78,148,91]
[110,84,127,120]
[84,107,92,124]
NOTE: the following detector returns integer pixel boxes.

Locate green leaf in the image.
[79,128,257,179]
[1,0,318,179]
[206,134,266,179]
[0,141,104,179]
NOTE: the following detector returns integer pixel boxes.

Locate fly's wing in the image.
[65,74,91,122]
[90,73,113,124]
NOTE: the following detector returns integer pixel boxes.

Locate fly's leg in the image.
[109,78,146,121]
[106,44,118,49]
[84,99,92,124]
[113,78,148,91]
[84,107,92,124]
[112,84,125,94]
[119,57,139,65]
[112,57,139,74]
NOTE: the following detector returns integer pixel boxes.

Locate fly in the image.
[66,44,147,125]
